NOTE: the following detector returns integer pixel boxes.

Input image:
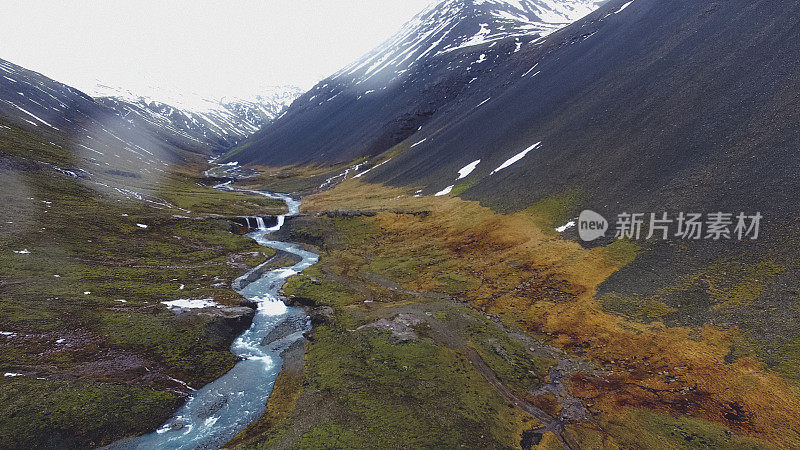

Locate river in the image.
[110,188,318,449]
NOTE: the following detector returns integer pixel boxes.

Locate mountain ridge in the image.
[92,82,302,153]
[224,0,608,166]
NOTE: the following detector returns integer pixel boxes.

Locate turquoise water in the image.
[110,191,318,449]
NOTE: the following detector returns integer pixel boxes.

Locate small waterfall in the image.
[112,188,318,449]
[237,216,278,230]
[271,215,285,231]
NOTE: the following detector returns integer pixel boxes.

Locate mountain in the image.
[224,0,800,415]
[366,0,800,219]
[227,0,800,223]
[224,0,607,165]
[0,58,301,196]
[0,58,206,177]
[94,84,302,153]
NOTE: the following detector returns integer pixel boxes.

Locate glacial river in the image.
[110,189,318,449]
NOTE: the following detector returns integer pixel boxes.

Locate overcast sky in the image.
[0,0,432,99]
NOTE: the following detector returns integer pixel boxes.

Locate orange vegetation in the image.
[302,180,800,447]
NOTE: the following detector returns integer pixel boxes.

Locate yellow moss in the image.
[535,431,568,450]
[296,179,800,448]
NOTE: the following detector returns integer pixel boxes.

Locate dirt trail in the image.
[357,270,599,449]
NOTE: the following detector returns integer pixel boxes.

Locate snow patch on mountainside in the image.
[491,141,541,174]
[458,160,481,179]
[333,0,605,85]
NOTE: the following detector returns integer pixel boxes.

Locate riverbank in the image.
[109,187,320,449]
[0,157,288,448]
[217,178,785,449]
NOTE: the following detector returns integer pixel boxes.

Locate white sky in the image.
[0,0,432,99]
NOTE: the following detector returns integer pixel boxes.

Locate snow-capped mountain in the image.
[94,84,303,151]
[0,57,234,196]
[225,0,607,166]
[334,0,604,86]
[0,56,303,205]
[225,0,800,225]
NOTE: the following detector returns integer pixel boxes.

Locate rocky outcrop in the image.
[358,313,424,341]
[307,306,334,325]
[197,306,256,340]
[232,250,302,292]
[260,314,309,347]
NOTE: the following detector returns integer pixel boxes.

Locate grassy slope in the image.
[231,177,795,449]
[0,123,285,448]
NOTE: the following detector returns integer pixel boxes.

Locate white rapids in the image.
[109,187,318,450]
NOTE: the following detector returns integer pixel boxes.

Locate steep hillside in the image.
[0,58,211,194]
[224,0,607,165]
[373,0,800,219]
[227,0,800,224]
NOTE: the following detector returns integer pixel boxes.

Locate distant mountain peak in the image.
[92,83,304,150]
[334,0,604,84]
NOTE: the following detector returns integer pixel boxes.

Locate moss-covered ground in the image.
[226,176,794,449]
[0,122,283,447]
[5,115,800,449]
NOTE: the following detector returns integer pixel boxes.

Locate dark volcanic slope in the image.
[229,0,800,225]
[225,0,605,166]
[383,0,800,220]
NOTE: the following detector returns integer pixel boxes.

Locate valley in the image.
[0,132,289,446]
[2,0,800,448]
[213,168,792,448]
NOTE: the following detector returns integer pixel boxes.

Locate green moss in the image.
[384,142,410,160]
[0,377,181,449]
[283,266,364,308]
[0,124,74,165]
[450,181,473,197]
[157,175,287,216]
[601,240,641,266]
[296,421,365,449]
[600,293,677,323]
[728,331,800,390]
[243,252,271,268]
[331,216,379,248]
[436,273,476,296]
[367,249,450,285]
[98,311,237,385]
[653,258,784,312]
[522,190,583,233]
[302,326,531,448]
[705,259,785,311]
[460,308,555,391]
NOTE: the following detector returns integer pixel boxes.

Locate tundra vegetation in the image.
[3,115,798,448]
[0,123,285,447]
[226,171,792,449]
